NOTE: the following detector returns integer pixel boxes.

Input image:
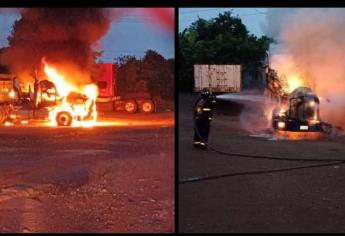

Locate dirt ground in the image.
[179,93,345,233]
[0,112,174,233]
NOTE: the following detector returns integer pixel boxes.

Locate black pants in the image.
[194,119,210,143]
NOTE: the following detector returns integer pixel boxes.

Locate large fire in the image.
[286,74,304,93]
[42,59,98,127]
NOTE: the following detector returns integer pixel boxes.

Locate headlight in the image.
[278,121,286,129]
[9,90,15,98]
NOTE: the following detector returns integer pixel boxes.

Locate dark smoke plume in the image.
[0,8,114,83]
[0,8,173,85]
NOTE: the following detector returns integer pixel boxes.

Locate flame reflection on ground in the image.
[275,130,325,140]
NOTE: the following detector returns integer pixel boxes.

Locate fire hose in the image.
[179,116,345,185]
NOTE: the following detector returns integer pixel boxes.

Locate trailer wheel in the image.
[140,100,155,113]
[124,100,138,113]
[56,111,73,126]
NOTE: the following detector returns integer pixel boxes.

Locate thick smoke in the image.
[0,8,116,85]
[142,8,174,32]
[265,8,345,127]
[0,8,173,87]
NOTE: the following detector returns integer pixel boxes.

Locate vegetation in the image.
[179,11,273,91]
[115,50,174,101]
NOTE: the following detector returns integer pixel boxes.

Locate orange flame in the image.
[286,74,304,93]
[42,58,98,127]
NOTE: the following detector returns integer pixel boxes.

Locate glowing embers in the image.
[275,130,324,140]
[42,59,98,127]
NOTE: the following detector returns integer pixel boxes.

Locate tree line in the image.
[179,11,273,92]
[114,50,174,101]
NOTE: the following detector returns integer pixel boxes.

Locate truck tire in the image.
[140,100,155,113]
[0,105,13,124]
[0,106,7,124]
[124,100,138,113]
[56,111,73,126]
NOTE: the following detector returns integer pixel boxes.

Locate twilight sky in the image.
[0,8,175,61]
[179,8,267,36]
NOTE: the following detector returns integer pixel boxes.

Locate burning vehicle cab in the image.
[52,91,97,127]
[272,86,322,132]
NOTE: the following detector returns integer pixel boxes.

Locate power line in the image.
[103,50,174,53]
[180,11,268,22]
[179,11,268,26]
[100,51,175,55]
[254,8,267,14]
[112,20,165,25]
[238,12,268,17]
[179,8,228,15]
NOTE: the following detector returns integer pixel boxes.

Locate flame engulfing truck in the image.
[271,86,333,134]
[0,57,99,127]
[0,62,156,127]
[264,65,331,134]
[272,87,322,132]
[0,74,97,127]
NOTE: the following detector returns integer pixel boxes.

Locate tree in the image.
[115,50,174,101]
[0,48,9,73]
[141,50,174,100]
[179,11,273,91]
[116,55,141,94]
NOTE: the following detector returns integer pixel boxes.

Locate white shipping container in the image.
[194,64,241,92]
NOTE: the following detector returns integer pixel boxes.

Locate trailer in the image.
[194,64,241,93]
[95,63,155,113]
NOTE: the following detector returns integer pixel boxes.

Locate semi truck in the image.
[272,87,322,132]
[271,86,333,134]
[95,63,155,113]
[194,64,241,93]
[0,62,156,125]
[0,75,96,126]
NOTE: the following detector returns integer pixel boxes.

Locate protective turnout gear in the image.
[201,88,211,100]
[193,89,216,149]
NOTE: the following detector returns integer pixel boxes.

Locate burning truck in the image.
[42,59,98,127]
[272,86,322,132]
[0,59,156,127]
[0,59,98,127]
[0,8,163,127]
[266,68,333,136]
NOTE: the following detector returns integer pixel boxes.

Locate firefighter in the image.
[193,88,216,149]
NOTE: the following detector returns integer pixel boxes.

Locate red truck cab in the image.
[95,63,155,113]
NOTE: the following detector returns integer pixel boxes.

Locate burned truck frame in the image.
[272,87,323,132]
[0,75,95,126]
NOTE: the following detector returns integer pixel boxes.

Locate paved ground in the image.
[0,112,174,233]
[179,93,345,233]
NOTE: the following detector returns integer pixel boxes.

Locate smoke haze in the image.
[265,8,345,127]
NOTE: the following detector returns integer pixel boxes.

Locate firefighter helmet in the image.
[201,88,211,99]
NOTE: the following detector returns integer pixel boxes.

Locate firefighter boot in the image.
[199,142,208,150]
